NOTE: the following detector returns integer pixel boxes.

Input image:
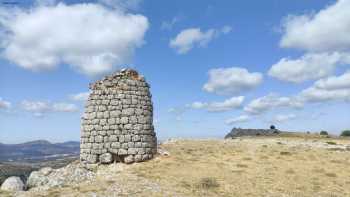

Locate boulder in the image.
[27,171,49,188]
[0,176,24,191]
[157,148,170,156]
[99,153,113,164]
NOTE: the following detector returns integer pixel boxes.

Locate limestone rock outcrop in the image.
[27,162,94,190]
[0,176,24,191]
[80,69,157,164]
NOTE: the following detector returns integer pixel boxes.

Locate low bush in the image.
[340,130,350,137]
[326,141,337,145]
[320,131,328,135]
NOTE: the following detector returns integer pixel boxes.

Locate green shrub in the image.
[270,125,276,130]
[326,141,337,145]
[320,131,328,135]
[340,130,350,137]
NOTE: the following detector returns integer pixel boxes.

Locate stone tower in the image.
[80,69,157,164]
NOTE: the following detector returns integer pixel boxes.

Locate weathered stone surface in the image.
[99,153,113,164]
[27,171,49,188]
[39,167,53,176]
[27,162,95,190]
[124,155,134,164]
[0,176,24,191]
[80,69,157,164]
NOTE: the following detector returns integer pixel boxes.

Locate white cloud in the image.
[35,0,57,6]
[301,87,350,103]
[0,98,11,109]
[274,114,296,123]
[20,100,51,112]
[169,28,215,54]
[20,100,79,116]
[268,52,350,83]
[191,96,244,112]
[98,0,142,10]
[314,71,350,90]
[52,103,79,112]
[299,72,350,103]
[0,2,148,76]
[203,67,263,95]
[221,25,232,34]
[168,107,188,121]
[280,0,350,52]
[161,15,182,31]
[70,92,90,101]
[169,26,231,54]
[225,115,250,125]
[244,94,303,114]
[33,112,45,118]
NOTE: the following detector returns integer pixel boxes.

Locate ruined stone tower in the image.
[80,69,157,164]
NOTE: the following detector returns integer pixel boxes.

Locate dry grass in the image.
[132,136,350,197]
[7,135,350,197]
[0,190,12,197]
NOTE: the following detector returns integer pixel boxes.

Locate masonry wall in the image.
[80,69,157,164]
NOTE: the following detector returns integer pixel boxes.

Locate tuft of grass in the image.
[197,177,220,190]
[280,151,292,156]
[326,141,337,145]
[285,169,295,174]
[237,163,248,168]
[325,172,337,178]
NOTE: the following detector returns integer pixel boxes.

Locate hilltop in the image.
[2,135,349,197]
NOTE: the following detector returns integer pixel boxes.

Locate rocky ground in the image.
[1,135,350,197]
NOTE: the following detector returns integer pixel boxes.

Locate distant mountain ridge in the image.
[0,140,80,162]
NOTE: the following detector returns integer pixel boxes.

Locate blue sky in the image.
[1,0,350,143]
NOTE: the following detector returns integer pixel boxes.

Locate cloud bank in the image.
[280,0,350,52]
[268,52,350,83]
[0,2,149,76]
[191,96,244,112]
[244,94,303,114]
[270,0,350,83]
[20,100,78,117]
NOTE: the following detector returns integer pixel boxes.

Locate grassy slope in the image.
[4,135,350,197]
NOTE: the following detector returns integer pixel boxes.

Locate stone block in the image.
[99,153,113,164]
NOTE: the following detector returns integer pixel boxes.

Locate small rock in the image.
[84,163,99,172]
[157,148,170,156]
[100,153,113,164]
[124,155,134,164]
[39,167,53,176]
[1,176,24,191]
